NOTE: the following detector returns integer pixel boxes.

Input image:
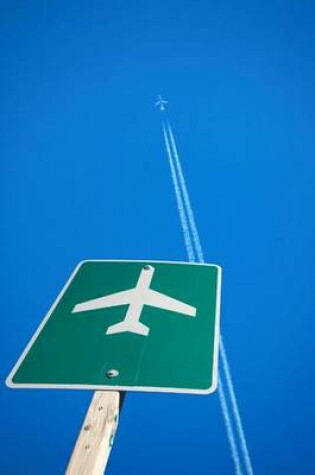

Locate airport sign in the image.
[7,260,221,394]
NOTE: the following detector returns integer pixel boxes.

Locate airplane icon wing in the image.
[145,289,196,317]
[72,289,134,313]
[72,288,196,317]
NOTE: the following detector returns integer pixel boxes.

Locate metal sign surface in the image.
[6,260,221,394]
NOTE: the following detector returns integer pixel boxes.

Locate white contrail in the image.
[166,121,204,262]
[163,121,243,475]
[165,121,254,475]
[162,124,195,262]
[218,377,243,475]
[220,339,254,475]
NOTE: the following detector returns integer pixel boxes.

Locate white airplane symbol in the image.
[72,265,196,336]
[155,95,168,112]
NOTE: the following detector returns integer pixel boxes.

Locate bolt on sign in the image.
[6,260,222,394]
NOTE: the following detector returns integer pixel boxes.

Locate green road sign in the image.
[6,260,222,394]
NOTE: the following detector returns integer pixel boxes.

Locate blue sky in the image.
[1,1,315,473]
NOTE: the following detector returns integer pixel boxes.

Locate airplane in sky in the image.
[155,95,168,112]
[72,265,196,336]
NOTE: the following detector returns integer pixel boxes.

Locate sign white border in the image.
[6,260,222,395]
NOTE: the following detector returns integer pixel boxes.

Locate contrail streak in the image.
[166,121,204,262]
[163,121,243,475]
[165,121,254,475]
[162,124,196,262]
[220,340,254,475]
[218,377,243,475]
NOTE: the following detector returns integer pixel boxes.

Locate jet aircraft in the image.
[155,95,168,112]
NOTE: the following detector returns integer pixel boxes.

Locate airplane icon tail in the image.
[106,321,150,336]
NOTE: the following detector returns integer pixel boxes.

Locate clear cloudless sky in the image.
[1,1,315,474]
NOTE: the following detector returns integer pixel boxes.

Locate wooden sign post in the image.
[66,391,121,475]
